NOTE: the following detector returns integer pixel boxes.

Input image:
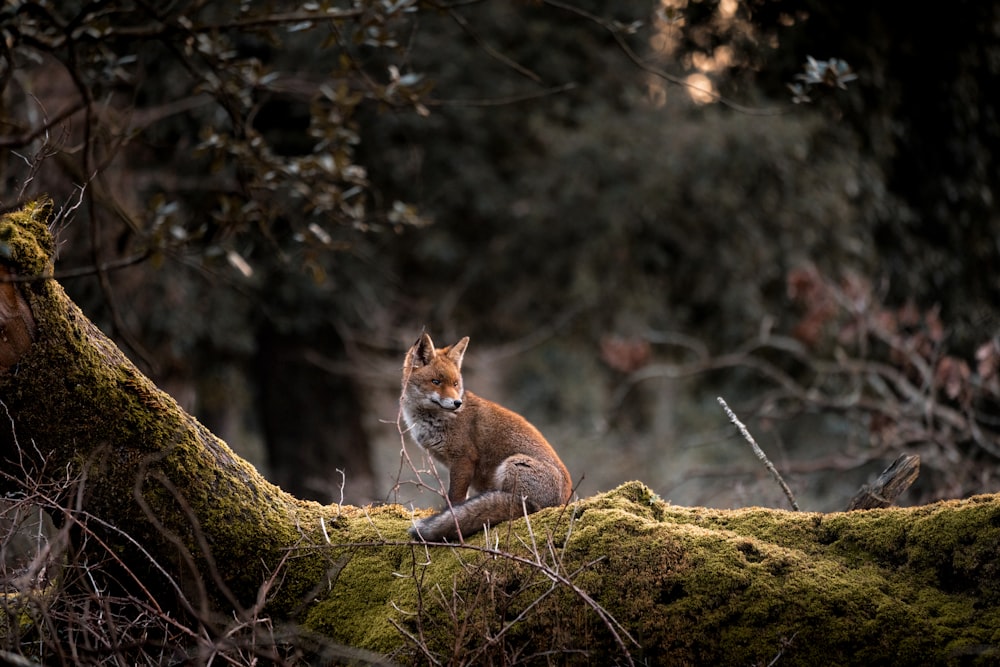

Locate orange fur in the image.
[401,333,572,541]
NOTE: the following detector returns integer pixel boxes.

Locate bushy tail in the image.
[409,491,534,542]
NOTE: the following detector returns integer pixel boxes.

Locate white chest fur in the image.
[402,404,453,454]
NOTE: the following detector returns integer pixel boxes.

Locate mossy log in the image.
[2,202,1000,665]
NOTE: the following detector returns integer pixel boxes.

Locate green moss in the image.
[0,198,55,278]
[299,504,455,654]
[0,203,342,615]
[4,201,1000,663]
[337,482,1000,664]
[906,496,1000,601]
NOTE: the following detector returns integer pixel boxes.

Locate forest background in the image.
[2,0,999,516]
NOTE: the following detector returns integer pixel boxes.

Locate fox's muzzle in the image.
[435,396,462,410]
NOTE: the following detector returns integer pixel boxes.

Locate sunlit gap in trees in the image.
[646,0,739,106]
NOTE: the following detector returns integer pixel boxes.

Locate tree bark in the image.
[0,201,342,618]
[846,453,921,510]
[2,202,1000,665]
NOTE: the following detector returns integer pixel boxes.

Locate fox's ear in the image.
[447,336,470,368]
[408,333,436,367]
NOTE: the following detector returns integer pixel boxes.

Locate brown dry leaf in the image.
[924,304,945,344]
[975,339,999,380]
[599,335,652,374]
[935,356,971,402]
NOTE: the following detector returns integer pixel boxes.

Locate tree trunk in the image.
[257,323,376,505]
[0,200,343,620]
[2,202,999,665]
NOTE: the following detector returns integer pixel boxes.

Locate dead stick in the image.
[717,397,799,511]
[846,454,920,510]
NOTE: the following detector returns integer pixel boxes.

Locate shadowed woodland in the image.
[2,0,1000,664]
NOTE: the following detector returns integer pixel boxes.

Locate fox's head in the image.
[403,333,469,411]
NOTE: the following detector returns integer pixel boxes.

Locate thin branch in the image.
[0,250,154,284]
[717,396,800,511]
[542,0,788,116]
[0,101,86,150]
[436,0,543,84]
[425,82,578,108]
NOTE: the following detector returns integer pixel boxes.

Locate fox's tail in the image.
[409,491,534,542]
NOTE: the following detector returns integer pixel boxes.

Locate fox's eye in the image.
[431,379,441,386]
[453,381,459,387]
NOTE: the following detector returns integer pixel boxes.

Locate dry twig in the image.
[717,396,800,511]
[845,454,921,510]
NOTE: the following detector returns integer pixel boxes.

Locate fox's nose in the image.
[452,399,462,409]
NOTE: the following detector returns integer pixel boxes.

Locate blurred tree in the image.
[0,0,675,501]
[0,0,435,502]
[360,0,880,428]
[362,0,662,343]
[677,0,1000,350]
[4,0,994,507]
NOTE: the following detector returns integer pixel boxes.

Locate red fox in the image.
[401,333,573,541]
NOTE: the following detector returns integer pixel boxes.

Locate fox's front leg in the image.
[446,456,475,503]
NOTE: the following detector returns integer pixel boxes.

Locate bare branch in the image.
[542,0,788,115]
[717,396,800,511]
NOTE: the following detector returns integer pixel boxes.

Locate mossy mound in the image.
[327,482,1000,664]
[0,199,54,278]
[3,201,999,665]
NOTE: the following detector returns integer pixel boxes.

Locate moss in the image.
[332,483,1000,665]
[905,496,1000,601]
[0,198,55,279]
[300,504,455,654]
[0,203,341,614]
[303,544,412,650]
[4,202,1000,663]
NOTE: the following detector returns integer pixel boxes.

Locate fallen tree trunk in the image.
[1,202,999,665]
[0,201,349,620]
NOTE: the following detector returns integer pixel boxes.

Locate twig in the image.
[374,515,637,666]
[542,0,788,116]
[394,365,465,539]
[717,396,800,511]
[438,1,543,84]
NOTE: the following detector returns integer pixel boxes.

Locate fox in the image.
[401,333,573,541]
